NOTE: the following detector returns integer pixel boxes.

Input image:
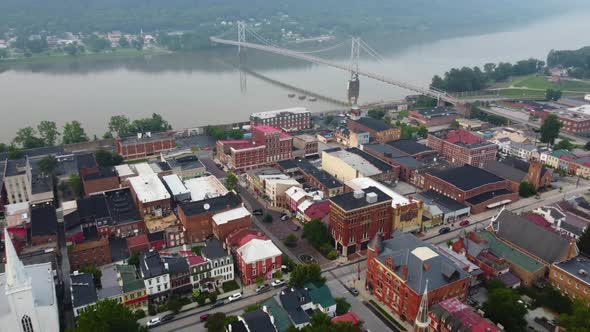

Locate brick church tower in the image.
[527,157,543,190]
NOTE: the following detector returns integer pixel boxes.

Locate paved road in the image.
[200,156,227,179]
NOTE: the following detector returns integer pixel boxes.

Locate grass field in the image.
[511,75,590,92]
[497,88,546,97]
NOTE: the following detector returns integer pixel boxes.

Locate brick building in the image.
[321,148,399,183]
[277,158,344,197]
[366,232,470,323]
[363,143,427,183]
[68,238,112,270]
[128,174,171,217]
[211,206,252,241]
[347,117,400,143]
[81,167,120,197]
[293,134,319,157]
[30,203,59,246]
[424,165,518,214]
[116,132,176,160]
[250,107,311,132]
[409,106,459,127]
[236,238,282,285]
[483,157,552,192]
[126,234,150,254]
[251,125,293,163]
[536,108,590,135]
[329,187,393,256]
[429,297,499,332]
[163,256,192,295]
[427,129,497,167]
[117,264,148,310]
[550,256,590,302]
[178,193,243,242]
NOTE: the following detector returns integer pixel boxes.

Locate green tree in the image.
[103,131,114,139]
[483,287,527,332]
[205,312,228,332]
[167,294,183,314]
[288,263,325,288]
[72,299,148,332]
[37,155,58,175]
[13,126,45,149]
[108,115,132,137]
[84,35,111,52]
[367,109,386,120]
[37,121,59,146]
[417,125,429,138]
[127,251,140,267]
[546,88,563,101]
[0,143,7,153]
[7,145,23,160]
[585,141,590,151]
[303,219,331,248]
[80,265,103,288]
[69,174,83,197]
[119,36,130,48]
[540,113,562,145]
[255,275,264,286]
[95,149,124,167]
[196,292,208,305]
[62,121,89,144]
[207,126,226,140]
[263,214,273,223]
[578,228,590,256]
[559,299,590,331]
[554,138,574,151]
[284,233,298,248]
[518,181,536,197]
[208,291,218,303]
[335,297,351,315]
[225,171,238,191]
[130,113,172,133]
[228,129,244,139]
[324,115,334,125]
[449,120,460,129]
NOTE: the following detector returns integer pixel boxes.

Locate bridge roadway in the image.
[210,36,459,105]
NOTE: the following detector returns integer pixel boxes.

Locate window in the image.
[22,315,34,332]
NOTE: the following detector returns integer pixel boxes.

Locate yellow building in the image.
[117,265,148,310]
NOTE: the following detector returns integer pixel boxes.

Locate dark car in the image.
[160,314,174,323]
[349,287,360,296]
[459,220,470,227]
[252,209,263,216]
[211,300,224,308]
[200,314,210,322]
[439,227,451,234]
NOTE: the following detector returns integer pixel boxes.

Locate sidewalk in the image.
[355,276,412,331]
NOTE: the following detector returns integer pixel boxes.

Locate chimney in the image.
[353,190,365,199]
[137,132,142,139]
[164,263,169,271]
[366,192,378,204]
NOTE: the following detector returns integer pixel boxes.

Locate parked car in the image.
[256,284,270,293]
[439,227,451,234]
[211,300,224,308]
[459,220,470,227]
[349,287,360,296]
[281,265,290,272]
[160,314,174,323]
[146,317,161,327]
[200,314,210,322]
[228,293,242,302]
[281,214,289,221]
[252,209,263,216]
[271,279,286,287]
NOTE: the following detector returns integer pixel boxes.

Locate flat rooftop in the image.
[325,149,382,177]
[555,256,590,285]
[428,165,505,191]
[118,131,174,145]
[330,186,392,211]
[162,174,190,197]
[350,117,394,132]
[184,175,228,202]
[345,177,411,207]
[251,107,310,119]
[128,174,171,203]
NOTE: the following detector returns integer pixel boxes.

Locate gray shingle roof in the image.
[427,165,505,191]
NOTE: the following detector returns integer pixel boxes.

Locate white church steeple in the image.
[4,229,30,291]
[414,280,430,332]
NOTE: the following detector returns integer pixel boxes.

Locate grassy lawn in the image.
[513,75,552,90]
[556,79,590,91]
[497,88,545,97]
[1,47,169,66]
[222,280,240,293]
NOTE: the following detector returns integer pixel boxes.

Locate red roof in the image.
[6,227,27,239]
[179,250,192,257]
[126,234,149,248]
[524,213,552,229]
[279,132,292,139]
[331,312,360,325]
[237,233,267,247]
[252,125,281,134]
[187,255,206,266]
[226,229,260,248]
[304,201,331,220]
[444,129,482,145]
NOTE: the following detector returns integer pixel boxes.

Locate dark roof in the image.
[465,189,513,205]
[276,159,298,171]
[493,211,574,263]
[148,231,165,242]
[483,160,528,183]
[0,145,64,162]
[75,152,98,170]
[374,232,469,294]
[202,237,228,259]
[229,321,249,332]
[346,147,393,172]
[29,158,53,194]
[82,225,99,241]
[330,186,392,211]
[104,188,141,225]
[242,309,278,332]
[156,161,172,172]
[179,193,242,216]
[140,250,166,278]
[119,131,174,145]
[555,256,590,285]
[279,287,312,325]
[4,159,26,176]
[71,272,98,308]
[77,195,110,222]
[31,204,58,237]
[163,256,189,274]
[64,211,83,232]
[351,117,394,132]
[363,143,424,169]
[109,237,130,262]
[292,157,343,189]
[387,139,434,156]
[420,190,468,212]
[427,165,506,191]
[415,106,458,118]
[82,167,117,181]
[167,156,204,171]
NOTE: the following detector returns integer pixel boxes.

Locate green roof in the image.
[116,264,145,293]
[261,297,291,332]
[479,231,545,273]
[304,282,336,309]
[551,149,575,158]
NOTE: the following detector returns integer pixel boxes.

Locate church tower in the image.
[414,280,430,332]
[527,157,543,190]
[4,229,42,332]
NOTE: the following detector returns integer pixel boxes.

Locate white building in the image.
[0,229,60,332]
[140,250,170,304]
[184,175,228,202]
[202,238,234,287]
[162,174,191,202]
[128,174,171,216]
[265,178,301,208]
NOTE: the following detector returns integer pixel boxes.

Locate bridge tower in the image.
[347,37,361,106]
[237,21,246,54]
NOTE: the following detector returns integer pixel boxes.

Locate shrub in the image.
[284,233,298,248]
[222,280,240,293]
[133,309,146,320]
[148,305,156,316]
[327,250,339,260]
[273,270,283,279]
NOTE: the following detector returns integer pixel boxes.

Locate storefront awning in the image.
[487,199,511,208]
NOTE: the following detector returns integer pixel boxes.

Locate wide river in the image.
[1,11,590,142]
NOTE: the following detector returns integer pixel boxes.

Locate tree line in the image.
[548,46,590,79]
[431,58,545,92]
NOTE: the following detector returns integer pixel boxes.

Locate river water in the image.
[1,10,590,142]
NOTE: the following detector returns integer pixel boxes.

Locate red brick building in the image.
[211,206,252,241]
[427,129,497,167]
[81,167,120,197]
[329,187,393,256]
[69,238,112,270]
[293,134,319,157]
[128,174,172,218]
[116,132,176,160]
[236,237,282,285]
[30,204,59,246]
[409,106,459,127]
[429,297,499,332]
[250,107,311,132]
[126,234,150,254]
[483,157,553,192]
[366,232,470,323]
[178,193,243,242]
[347,117,401,143]
[251,125,293,163]
[424,165,518,214]
[536,108,590,134]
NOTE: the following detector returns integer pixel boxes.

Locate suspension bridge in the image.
[210,22,460,106]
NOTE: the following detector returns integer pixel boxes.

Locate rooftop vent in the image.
[366,192,378,204]
[579,269,588,276]
[353,190,365,199]
[204,203,210,211]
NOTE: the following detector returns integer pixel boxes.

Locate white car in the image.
[146,317,161,327]
[271,279,285,287]
[228,292,242,302]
